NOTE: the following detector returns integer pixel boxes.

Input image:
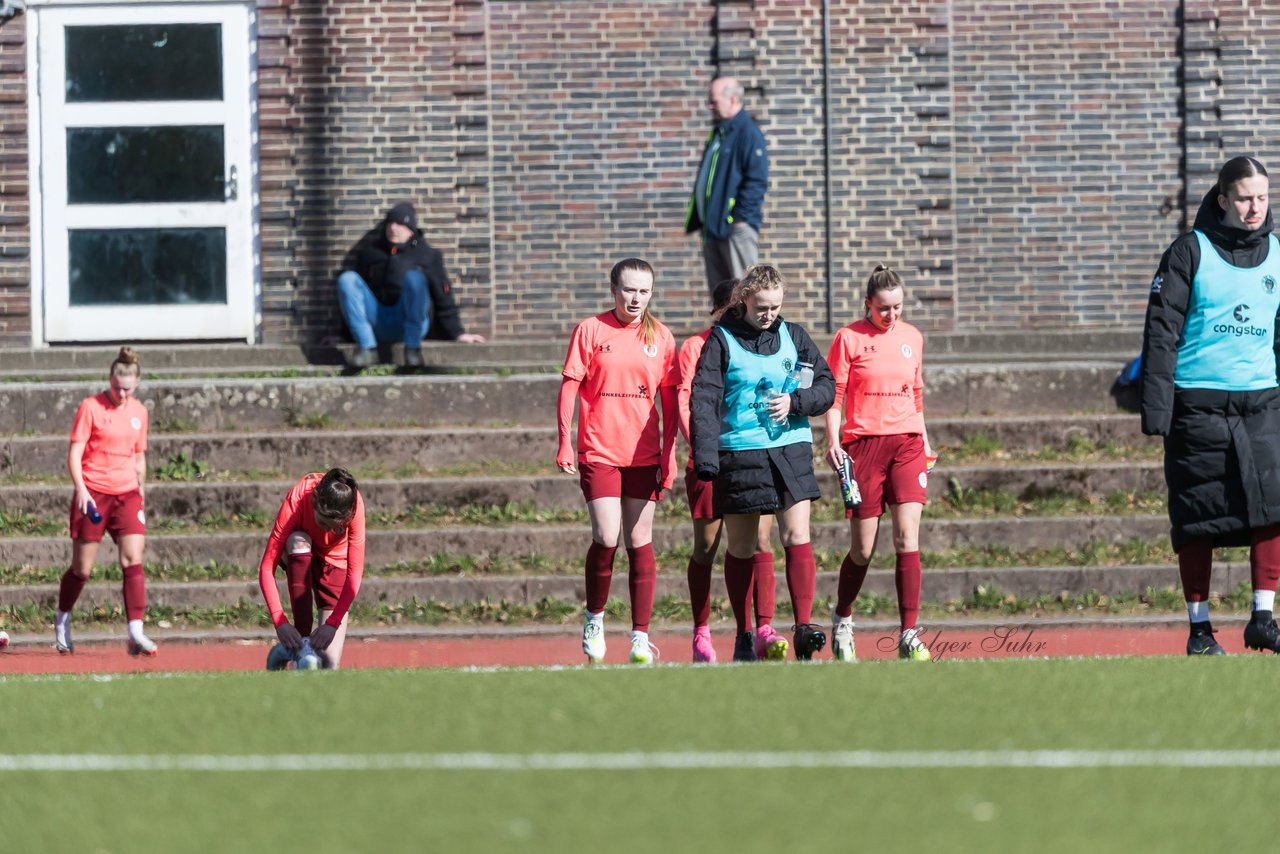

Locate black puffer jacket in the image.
[340,226,467,340]
[689,314,835,514]
[1140,187,1280,550]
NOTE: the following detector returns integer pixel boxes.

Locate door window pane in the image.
[66,25,223,102]
[69,228,227,305]
[67,127,225,204]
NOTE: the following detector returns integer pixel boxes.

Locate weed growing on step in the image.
[152,417,199,434]
[0,511,61,537]
[154,451,209,481]
[285,410,333,429]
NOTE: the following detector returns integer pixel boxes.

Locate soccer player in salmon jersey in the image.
[557,258,680,665]
[259,468,366,670]
[690,264,836,661]
[677,278,779,662]
[58,346,157,656]
[824,265,936,662]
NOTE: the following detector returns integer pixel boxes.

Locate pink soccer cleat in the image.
[754,624,789,660]
[691,626,717,663]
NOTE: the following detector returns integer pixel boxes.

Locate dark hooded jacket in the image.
[1140,187,1280,549]
[689,313,835,514]
[340,224,467,340]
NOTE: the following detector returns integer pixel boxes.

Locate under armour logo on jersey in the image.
[1235,304,1251,323]
[1150,274,1163,294]
[597,344,613,353]
[863,345,877,353]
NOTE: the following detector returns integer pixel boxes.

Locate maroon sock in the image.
[895,551,922,631]
[627,544,657,633]
[752,552,776,628]
[836,553,869,619]
[1250,525,1280,596]
[1178,538,1213,602]
[122,563,147,622]
[285,553,315,636]
[584,542,617,614]
[686,558,713,628]
[58,569,87,613]
[784,543,817,626]
[724,553,754,635]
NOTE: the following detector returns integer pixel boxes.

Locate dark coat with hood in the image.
[689,313,835,515]
[1140,187,1280,550]
[340,222,467,341]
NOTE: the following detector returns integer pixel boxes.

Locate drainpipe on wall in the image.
[822,0,834,331]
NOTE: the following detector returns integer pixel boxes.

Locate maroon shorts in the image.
[844,434,928,519]
[684,466,718,520]
[69,488,146,542]
[578,462,661,502]
[282,551,348,612]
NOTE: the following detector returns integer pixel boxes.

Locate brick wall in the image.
[5,1,1280,346]
[0,12,28,343]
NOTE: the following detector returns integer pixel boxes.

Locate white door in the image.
[34,3,257,342]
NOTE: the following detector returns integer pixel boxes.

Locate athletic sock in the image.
[1187,601,1209,623]
[895,551,922,631]
[127,619,147,643]
[1178,538,1213,612]
[284,552,314,636]
[724,553,754,635]
[1250,524,1280,612]
[121,563,146,622]
[686,558,713,629]
[58,569,87,613]
[626,544,657,633]
[835,553,869,619]
[584,542,617,614]
[783,543,816,626]
[752,551,776,628]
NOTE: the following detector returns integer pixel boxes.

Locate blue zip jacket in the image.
[685,109,769,241]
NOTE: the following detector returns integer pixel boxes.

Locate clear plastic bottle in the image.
[755,377,782,440]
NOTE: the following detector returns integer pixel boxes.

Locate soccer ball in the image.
[265,643,292,671]
[0,630,9,649]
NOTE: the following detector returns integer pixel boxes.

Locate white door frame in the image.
[26,0,260,345]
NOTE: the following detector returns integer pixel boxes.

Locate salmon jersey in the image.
[562,311,678,467]
[827,318,925,443]
[677,330,711,446]
[259,472,367,627]
[70,393,148,495]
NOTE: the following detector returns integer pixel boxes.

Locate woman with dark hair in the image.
[59,346,156,656]
[677,279,778,663]
[1141,155,1280,656]
[690,264,835,661]
[557,258,679,665]
[260,467,366,669]
[824,265,935,662]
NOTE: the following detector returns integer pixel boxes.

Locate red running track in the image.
[0,624,1253,674]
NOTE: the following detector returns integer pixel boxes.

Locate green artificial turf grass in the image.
[0,658,1277,852]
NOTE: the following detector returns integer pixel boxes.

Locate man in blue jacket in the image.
[685,77,769,293]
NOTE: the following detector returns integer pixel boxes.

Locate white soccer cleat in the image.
[898,627,932,662]
[629,631,659,665]
[832,616,857,663]
[582,618,606,664]
[54,619,74,655]
[126,634,158,657]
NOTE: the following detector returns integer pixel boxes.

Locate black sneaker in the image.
[732,631,757,662]
[1244,615,1280,653]
[793,624,827,660]
[348,348,377,369]
[1186,631,1226,656]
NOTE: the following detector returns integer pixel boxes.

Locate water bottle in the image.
[837,455,863,509]
[754,377,782,440]
[295,638,322,671]
[86,500,102,524]
[781,362,813,394]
